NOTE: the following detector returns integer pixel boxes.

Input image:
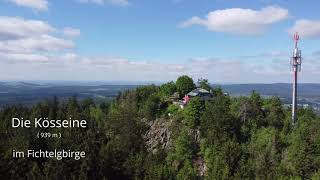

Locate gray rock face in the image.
[193,156,207,177]
[143,118,207,176]
[143,118,172,154]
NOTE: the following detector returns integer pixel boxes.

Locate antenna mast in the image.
[290,32,302,125]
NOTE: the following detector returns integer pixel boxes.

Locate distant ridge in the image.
[0,82,319,106]
[216,83,320,98]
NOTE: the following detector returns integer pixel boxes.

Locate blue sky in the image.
[0,0,319,83]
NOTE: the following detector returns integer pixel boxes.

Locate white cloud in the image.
[0,35,74,53]
[61,53,78,62]
[1,51,320,82]
[0,52,49,63]
[78,56,184,81]
[185,56,320,83]
[180,6,289,35]
[312,50,320,57]
[63,27,81,38]
[0,16,76,65]
[0,16,54,40]
[288,19,320,39]
[240,50,288,59]
[108,0,129,6]
[0,16,74,53]
[9,0,48,11]
[77,0,129,6]
[77,0,104,5]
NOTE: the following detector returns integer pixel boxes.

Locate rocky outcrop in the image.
[193,156,207,177]
[143,118,206,176]
[143,118,172,154]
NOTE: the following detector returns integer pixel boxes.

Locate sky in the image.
[0,0,319,83]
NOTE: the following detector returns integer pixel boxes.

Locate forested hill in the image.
[1,76,320,179]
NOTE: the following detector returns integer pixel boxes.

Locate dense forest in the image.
[0,76,320,180]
